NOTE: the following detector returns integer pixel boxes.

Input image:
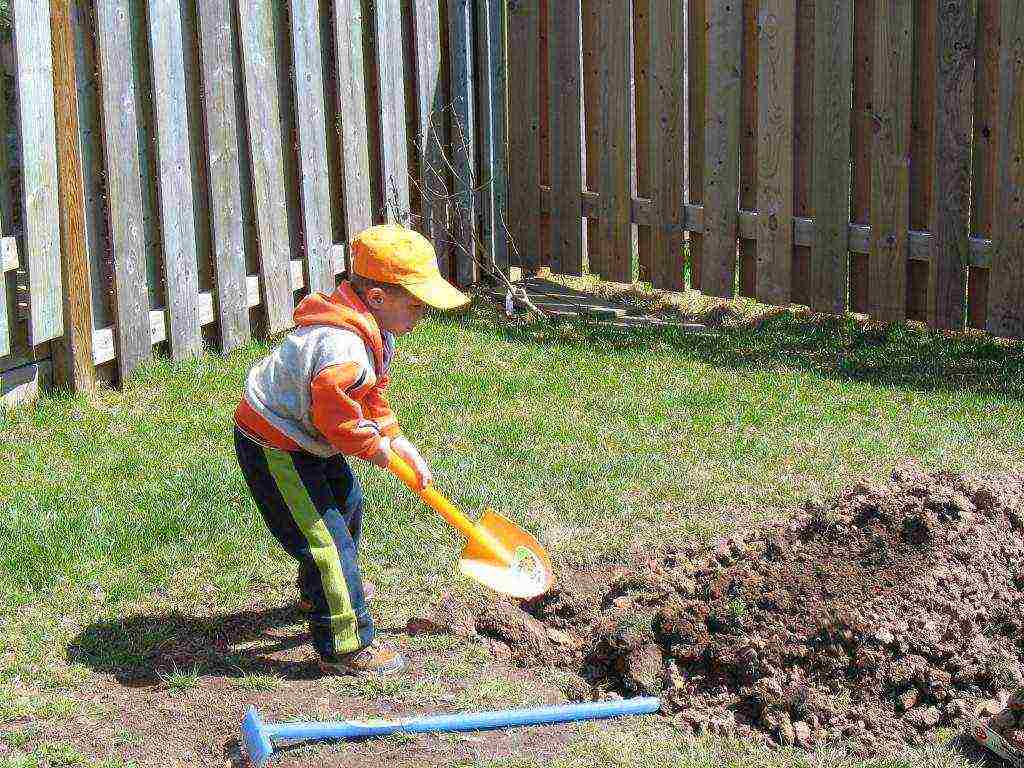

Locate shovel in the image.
[387,452,554,599]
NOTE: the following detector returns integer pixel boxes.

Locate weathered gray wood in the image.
[335,0,373,251]
[810,0,853,314]
[507,0,541,273]
[547,0,583,276]
[927,0,976,330]
[412,0,447,262]
[147,0,202,359]
[374,0,411,223]
[869,0,912,322]
[701,0,742,298]
[289,0,335,294]
[94,0,152,378]
[198,0,251,351]
[648,0,685,290]
[12,0,63,345]
[597,0,633,282]
[987,2,1024,338]
[755,0,795,305]
[448,0,477,284]
[239,0,295,332]
[477,0,509,274]
[0,68,11,357]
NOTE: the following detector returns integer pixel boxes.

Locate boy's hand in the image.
[369,436,433,490]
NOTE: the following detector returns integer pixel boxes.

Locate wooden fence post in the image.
[49,0,95,392]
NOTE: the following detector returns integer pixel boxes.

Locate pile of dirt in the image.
[429,468,1024,753]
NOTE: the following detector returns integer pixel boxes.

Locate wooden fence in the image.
[507,0,1024,337]
[0,0,507,403]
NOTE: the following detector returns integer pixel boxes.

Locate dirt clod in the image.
[444,468,1024,754]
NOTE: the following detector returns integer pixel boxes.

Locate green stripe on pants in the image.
[262,447,362,653]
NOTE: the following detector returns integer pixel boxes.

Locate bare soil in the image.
[438,467,1024,755]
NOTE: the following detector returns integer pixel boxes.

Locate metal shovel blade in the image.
[457,508,554,599]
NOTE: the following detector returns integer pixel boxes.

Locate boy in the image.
[233,224,469,676]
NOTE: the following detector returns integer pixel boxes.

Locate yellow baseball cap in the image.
[350,224,470,310]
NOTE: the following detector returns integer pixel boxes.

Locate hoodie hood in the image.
[293,282,385,373]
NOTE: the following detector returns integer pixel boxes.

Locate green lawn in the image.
[1,295,1022,767]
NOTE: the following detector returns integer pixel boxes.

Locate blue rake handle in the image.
[243,697,662,766]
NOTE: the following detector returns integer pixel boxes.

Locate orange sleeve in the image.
[361,372,402,438]
[310,363,385,459]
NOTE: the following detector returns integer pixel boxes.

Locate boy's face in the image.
[369,286,427,336]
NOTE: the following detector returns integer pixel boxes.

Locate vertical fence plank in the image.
[148,0,201,359]
[868,0,911,323]
[687,0,706,290]
[809,0,852,314]
[477,0,509,274]
[755,0,795,305]
[597,0,634,283]
[849,0,872,313]
[738,0,758,298]
[548,0,583,276]
[908,0,934,323]
[95,0,151,376]
[375,0,411,222]
[0,71,11,358]
[634,0,652,283]
[791,0,813,305]
[927,0,976,330]
[50,0,96,391]
[335,0,373,251]
[648,0,684,291]
[986,3,1024,338]
[968,0,999,329]
[290,0,336,294]
[507,0,541,273]
[538,0,550,271]
[239,0,295,332]
[13,0,63,345]
[198,0,251,351]
[701,0,742,298]
[582,0,601,275]
[448,0,477,284]
[412,0,446,261]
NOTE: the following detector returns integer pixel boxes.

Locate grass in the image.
[1,292,1023,766]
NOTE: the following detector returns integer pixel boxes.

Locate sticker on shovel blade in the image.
[512,546,545,585]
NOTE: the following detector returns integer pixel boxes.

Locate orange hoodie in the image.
[234,282,401,459]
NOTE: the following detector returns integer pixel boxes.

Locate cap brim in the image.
[403,275,470,310]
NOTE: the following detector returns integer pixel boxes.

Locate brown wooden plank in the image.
[968,0,999,330]
[809,0,853,314]
[849,0,873,313]
[50,0,95,392]
[906,0,934,322]
[198,0,251,352]
[239,0,295,332]
[755,0,796,306]
[539,0,550,271]
[148,0,202,359]
[597,0,634,282]
[94,0,152,378]
[926,0,976,330]
[634,0,652,283]
[547,0,583,276]
[738,0,757,298]
[791,0,813,306]
[687,0,707,290]
[648,0,685,291]
[334,0,373,250]
[986,2,1024,338]
[868,0,911,322]
[507,0,541,273]
[582,0,601,275]
[701,0,742,298]
[13,0,64,345]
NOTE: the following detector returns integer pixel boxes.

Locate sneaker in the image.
[298,581,375,613]
[319,640,406,677]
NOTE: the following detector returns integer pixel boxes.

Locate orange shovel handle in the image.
[386,453,510,561]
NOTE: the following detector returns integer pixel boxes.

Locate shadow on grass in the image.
[67,603,329,686]
[456,301,1024,400]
